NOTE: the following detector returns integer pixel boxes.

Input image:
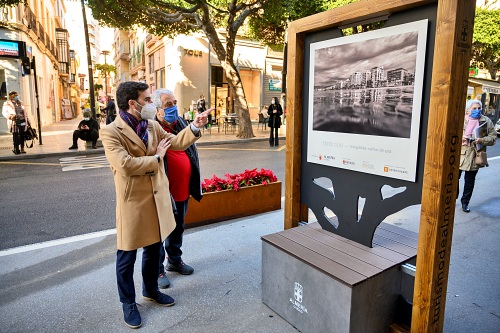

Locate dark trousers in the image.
[269,127,279,146]
[159,200,188,273]
[13,125,26,152]
[73,129,99,145]
[106,114,116,125]
[116,241,161,304]
[458,170,478,205]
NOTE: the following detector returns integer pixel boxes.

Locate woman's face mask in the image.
[14,96,19,101]
[163,105,178,124]
[470,108,482,119]
[135,102,157,120]
[84,117,90,121]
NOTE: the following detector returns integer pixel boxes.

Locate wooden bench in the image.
[261,221,417,333]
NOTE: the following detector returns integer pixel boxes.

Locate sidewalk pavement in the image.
[1,190,498,332]
[0,117,285,161]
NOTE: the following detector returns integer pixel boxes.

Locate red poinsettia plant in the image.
[201,168,278,193]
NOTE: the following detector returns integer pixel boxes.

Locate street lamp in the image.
[101,50,110,96]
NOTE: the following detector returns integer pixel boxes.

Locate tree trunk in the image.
[220,59,255,138]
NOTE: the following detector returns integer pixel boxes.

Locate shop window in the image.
[0,69,6,100]
[484,93,499,120]
[155,68,165,88]
[239,69,261,120]
[210,66,232,116]
[149,55,154,73]
[211,66,223,84]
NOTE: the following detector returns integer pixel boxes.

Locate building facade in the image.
[0,0,68,133]
[113,29,284,123]
[65,0,111,116]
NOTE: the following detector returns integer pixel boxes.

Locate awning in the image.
[468,77,500,94]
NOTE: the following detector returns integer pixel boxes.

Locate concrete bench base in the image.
[85,139,103,148]
[261,222,417,333]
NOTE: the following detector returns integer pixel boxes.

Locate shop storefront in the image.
[468,77,500,123]
[160,33,283,124]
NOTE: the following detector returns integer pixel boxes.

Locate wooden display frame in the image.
[284,0,476,331]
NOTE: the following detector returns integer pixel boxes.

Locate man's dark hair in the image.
[116,81,149,111]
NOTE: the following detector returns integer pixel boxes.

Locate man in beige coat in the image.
[101,81,208,329]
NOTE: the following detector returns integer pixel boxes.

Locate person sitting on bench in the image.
[68,109,99,149]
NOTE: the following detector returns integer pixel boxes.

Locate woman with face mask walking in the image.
[268,97,283,147]
[2,91,30,154]
[457,99,496,213]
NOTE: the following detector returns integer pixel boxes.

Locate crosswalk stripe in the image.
[59,155,109,171]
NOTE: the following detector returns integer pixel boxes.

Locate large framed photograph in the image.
[306,20,428,182]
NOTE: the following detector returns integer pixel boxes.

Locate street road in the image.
[0,141,286,250]
[0,140,498,251]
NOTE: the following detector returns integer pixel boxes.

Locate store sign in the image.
[184,49,203,57]
[483,86,500,94]
[269,79,282,91]
[469,67,478,77]
[0,39,26,59]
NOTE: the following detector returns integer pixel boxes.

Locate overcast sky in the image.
[314,31,419,86]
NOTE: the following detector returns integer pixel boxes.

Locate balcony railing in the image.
[119,41,130,59]
[56,28,70,76]
[22,5,58,59]
[0,8,8,22]
[37,21,45,45]
[23,6,38,35]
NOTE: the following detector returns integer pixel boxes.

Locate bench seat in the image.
[262,221,417,333]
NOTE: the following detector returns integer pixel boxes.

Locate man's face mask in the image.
[163,105,178,124]
[135,101,157,120]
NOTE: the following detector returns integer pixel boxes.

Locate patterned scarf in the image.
[462,115,479,146]
[120,110,149,148]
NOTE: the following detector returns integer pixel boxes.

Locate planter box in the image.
[185,181,282,228]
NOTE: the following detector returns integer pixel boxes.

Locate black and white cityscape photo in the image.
[312,30,420,138]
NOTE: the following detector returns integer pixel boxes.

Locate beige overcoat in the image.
[101,115,200,250]
[459,115,496,171]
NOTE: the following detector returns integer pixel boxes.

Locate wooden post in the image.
[284,25,306,230]
[411,1,476,332]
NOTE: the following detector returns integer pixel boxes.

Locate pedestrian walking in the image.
[2,91,30,154]
[268,97,283,147]
[457,99,496,213]
[197,94,212,127]
[103,95,117,124]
